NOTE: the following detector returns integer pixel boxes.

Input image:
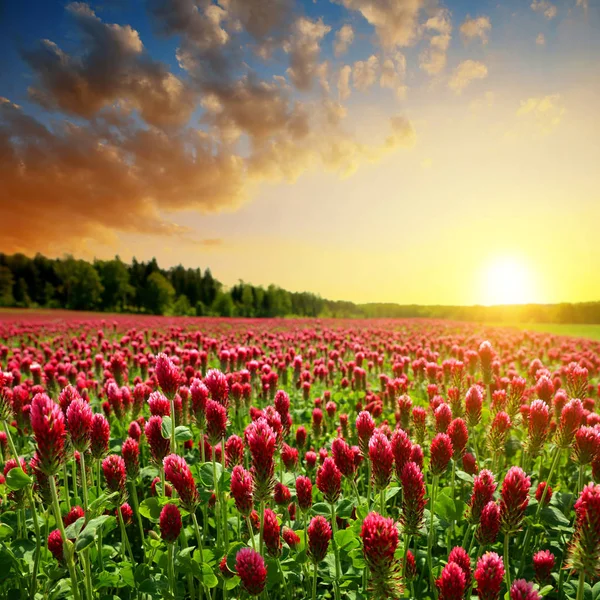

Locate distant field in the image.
[499,322,600,341]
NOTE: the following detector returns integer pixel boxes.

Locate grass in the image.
[499,322,600,341]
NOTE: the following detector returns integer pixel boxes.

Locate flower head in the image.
[246,418,276,503]
[436,562,466,600]
[160,503,182,543]
[163,454,199,512]
[448,546,472,587]
[102,454,127,502]
[283,526,301,549]
[30,393,66,476]
[391,428,412,481]
[205,369,229,408]
[369,431,394,492]
[48,529,64,563]
[263,508,281,557]
[90,413,110,460]
[499,467,531,534]
[447,419,468,458]
[476,501,500,546]
[236,548,267,596]
[430,433,453,476]
[533,550,555,584]
[465,386,483,428]
[66,397,92,452]
[206,399,228,445]
[400,461,426,535]
[155,353,180,398]
[474,552,505,600]
[307,515,332,563]
[356,411,375,456]
[361,512,402,598]
[296,475,313,511]
[510,579,541,600]
[317,457,342,504]
[230,465,254,516]
[566,483,600,578]
[332,437,357,478]
[470,469,497,524]
[122,437,140,479]
[145,416,170,464]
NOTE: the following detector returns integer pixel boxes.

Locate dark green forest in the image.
[1,252,599,322]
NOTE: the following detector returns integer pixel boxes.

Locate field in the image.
[1,313,600,600]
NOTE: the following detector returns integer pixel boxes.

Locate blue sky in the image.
[0,0,598,304]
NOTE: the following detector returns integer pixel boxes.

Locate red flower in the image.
[205,369,229,409]
[296,426,307,448]
[332,437,356,478]
[263,508,281,557]
[400,461,426,535]
[151,476,172,497]
[435,403,452,433]
[574,426,600,465]
[48,529,64,562]
[437,561,466,600]
[361,511,402,598]
[557,399,584,448]
[474,552,505,600]
[30,393,66,476]
[281,443,299,471]
[391,428,412,481]
[470,469,497,524]
[66,397,92,452]
[102,454,127,501]
[535,482,552,505]
[236,548,267,596]
[412,406,427,445]
[145,416,170,464]
[230,465,254,516]
[64,505,84,527]
[296,475,313,511]
[356,411,375,456]
[225,435,245,467]
[155,353,180,398]
[447,419,468,458]
[465,386,483,427]
[527,400,550,456]
[122,437,140,479]
[449,546,472,587]
[90,413,110,460]
[316,457,342,504]
[305,450,317,469]
[307,515,332,563]
[206,399,228,445]
[160,503,182,543]
[462,452,478,475]
[405,550,417,580]
[190,378,209,426]
[430,433,453,476]
[283,526,301,549]
[567,483,600,578]
[499,467,531,534]
[274,482,291,506]
[369,430,394,492]
[163,454,199,512]
[510,579,541,600]
[219,555,235,579]
[148,392,171,417]
[533,550,555,584]
[476,501,500,546]
[246,418,276,503]
[119,502,133,525]
[488,412,511,454]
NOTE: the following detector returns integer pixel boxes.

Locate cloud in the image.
[380,53,407,98]
[419,9,452,75]
[536,33,545,45]
[334,0,425,48]
[352,55,379,91]
[337,65,352,100]
[530,1,557,20]
[459,16,491,45]
[334,24,354,57]
[448,60,488,94]
[469,91,495,112]
[285,17,331,91]
[517,94,565,133]
[385,115,417,148]
[23,3,196,128]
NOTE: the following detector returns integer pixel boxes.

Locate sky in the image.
[0,0,599,306]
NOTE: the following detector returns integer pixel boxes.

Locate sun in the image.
[481,257,537,305]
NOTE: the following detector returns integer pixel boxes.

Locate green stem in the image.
[366,461,372,510]
[118,505,135,565]
[49,475,81,600]
[427,475,439,597]
[330,503,342,600]
[312,562,318,600]
[504,533,511,594]
[379,488,385,516]
[169,397,177,455]
[246,516,257,551]
[191,513,206,600]
[259,501,266,557]
[402,533,411,579]
[535,446,561,520]
[79,451,89,511]
[212,452,221,548]
[168,543,176,598]
[62,464,71,512]
[576,571,585,600]
[128,480,146,554]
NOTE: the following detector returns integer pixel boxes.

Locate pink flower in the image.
[510,579,541,600]
[317,457,342,504]
[400,461,426,535]
[90,413,110,460]
[430,433,453,476]
[236,548,267,596]
[246,418,276,503]
[155,353,180,398]
[474,552,505,600]
[163,454,199,512]
[499,467,531,534]
[437,562,466,600]
[296,475,313,511]
[30,393,66,476]
[369,430,394,492]
[567,483,600,578]
[307,516,331,563]
[66,397,92,452]
[533,550,555,584]
[145,416,171,464]
[160,503,182,543]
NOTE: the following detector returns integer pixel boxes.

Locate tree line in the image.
[1,252,599,322]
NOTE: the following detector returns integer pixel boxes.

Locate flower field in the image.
[1,314,599,600]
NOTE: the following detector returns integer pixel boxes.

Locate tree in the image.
[172,294,192,316]
[55,258,104,310]
[143,272,175,315]
[211,291,234,317]
[96,257,133,311]
[0,266,14,306]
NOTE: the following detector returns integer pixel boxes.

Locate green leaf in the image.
[336,498,354,519]
[120,564,135,588]
[89,491,119,514]
[541,584,555,597]
[0,523,14,540]
[226,542,246,572]
[139,498,163,522]
[202,563,218,589]
[76,516,116,552]
[197,462,223,488]
[5,468,32,491]
[64,517,85,540]
[161,416,172,439]
[385,486,401,502]
[225,575,240,590]
[174,426,193,442]
[335,528,359,550]
[456,470,474,484]
[434,493,455,523]
[311,503,331,517]
[540,506,570,527]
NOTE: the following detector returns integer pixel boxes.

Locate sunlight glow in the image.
[481,257,537,305]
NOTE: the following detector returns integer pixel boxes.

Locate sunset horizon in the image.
[1,0,599,306]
